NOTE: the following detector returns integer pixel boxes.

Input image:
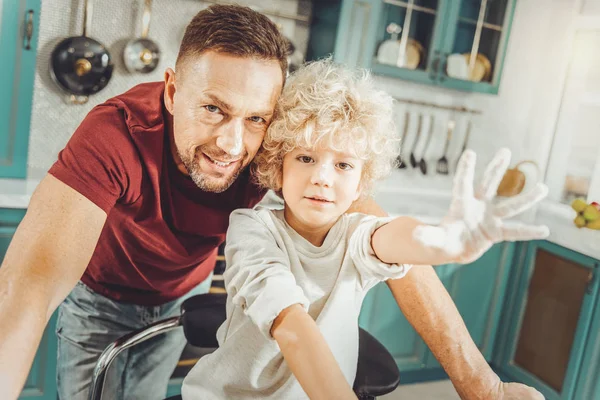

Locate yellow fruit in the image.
[583,204,600,221]
[586,219,600,230]
[574,215,587,228]
[572,198,588,213]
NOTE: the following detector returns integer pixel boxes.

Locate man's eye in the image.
[337,162,353,171]
[204,105,220,113]
[249,116,266,124]
[297,155,313,163]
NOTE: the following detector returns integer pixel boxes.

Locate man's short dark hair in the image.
[176,4,288,79]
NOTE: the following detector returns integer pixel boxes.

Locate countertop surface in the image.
[1,176,598,261]
[0,178,40,209]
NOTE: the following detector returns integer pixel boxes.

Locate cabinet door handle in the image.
[24,10,34,50]
[586,270,596,294]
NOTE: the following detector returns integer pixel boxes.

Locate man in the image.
[0,4,543,400]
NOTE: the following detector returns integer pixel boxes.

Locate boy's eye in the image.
[204,105,220,113]
[337,162,353,171]
[297,155,313,163]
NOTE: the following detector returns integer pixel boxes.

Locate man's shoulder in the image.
[101,81,166,130]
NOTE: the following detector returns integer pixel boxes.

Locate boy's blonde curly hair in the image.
[252,58,399,196]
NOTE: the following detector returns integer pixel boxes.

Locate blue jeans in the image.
[56,277,212,400]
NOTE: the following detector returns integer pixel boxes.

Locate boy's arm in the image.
[371,149,549,267]
[387,268,543,400]
[271,305,357,400]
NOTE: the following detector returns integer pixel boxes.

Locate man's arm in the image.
[272,305,357,400]
[0,175,107,399]
[386,267,501,399]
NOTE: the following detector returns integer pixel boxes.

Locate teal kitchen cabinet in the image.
[573,271,600,400]
[494,241,599,400]
[0,208,58,399]
[0,0,41,178]
[358,242,514,381]
[312,0,516,94]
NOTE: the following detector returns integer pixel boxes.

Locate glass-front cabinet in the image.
[333,0,517,94]
[370,0,446,86]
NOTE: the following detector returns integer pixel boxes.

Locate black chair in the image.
[89,293,400,400]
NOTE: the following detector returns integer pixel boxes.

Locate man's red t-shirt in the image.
[48,82,266,305]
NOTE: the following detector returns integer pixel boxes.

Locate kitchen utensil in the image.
[409,113,423,168]
[462,53,491,82]
[397,111,410,169]
[404,39,424,70]
[497,160,541,197]
[377,23,402,65]
[436,119,455,175]
[274,21,303,75]
[284,35,304,74]
[419,115,435,175]
[50,0,113,103]
[124,0,160,73]
[377,38,423,69]
[455,120,472,170]
[446,53,468,80]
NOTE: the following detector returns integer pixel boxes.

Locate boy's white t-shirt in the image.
[181,207,411,399]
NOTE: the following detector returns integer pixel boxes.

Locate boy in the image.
[181,58,548,399]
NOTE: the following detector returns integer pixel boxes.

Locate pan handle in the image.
[24,10,34,50]
[141,0,152,39]
[82,0,93,37]
[69,94,90,105]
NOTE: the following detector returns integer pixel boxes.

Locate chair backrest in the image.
[180,293,227,348]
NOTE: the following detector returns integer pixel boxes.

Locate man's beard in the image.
[179,146,245,193]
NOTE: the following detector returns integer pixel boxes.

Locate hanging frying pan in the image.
[123,0,160,73]
[50,0,113,104]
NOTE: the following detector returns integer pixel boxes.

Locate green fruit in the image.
[572,198,588,213]
[587,219,600,230]
[583,204,600,221]
[574,215,587,228]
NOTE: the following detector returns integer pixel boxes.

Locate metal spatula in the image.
[419,115,435,175]
[454,120,472,171]
[409,114,423,168]
[436,119,455,175]
[397,111,410,168]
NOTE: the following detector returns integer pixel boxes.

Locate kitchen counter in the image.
[0,178,40,209]
[374,171,600,261]
[1,175,598,260]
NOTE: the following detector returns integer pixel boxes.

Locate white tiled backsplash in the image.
[28,0,576,198]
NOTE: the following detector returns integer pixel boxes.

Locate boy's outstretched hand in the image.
[413,148,549,264]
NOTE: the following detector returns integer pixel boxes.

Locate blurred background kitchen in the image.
[1,0,600,399]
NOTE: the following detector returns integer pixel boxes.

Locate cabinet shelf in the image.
[458,16,503,32]
[327,0,516,94]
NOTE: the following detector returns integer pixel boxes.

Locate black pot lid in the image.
[51,36,113,96]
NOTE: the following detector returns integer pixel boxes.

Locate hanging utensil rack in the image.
[393,97,482,115]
